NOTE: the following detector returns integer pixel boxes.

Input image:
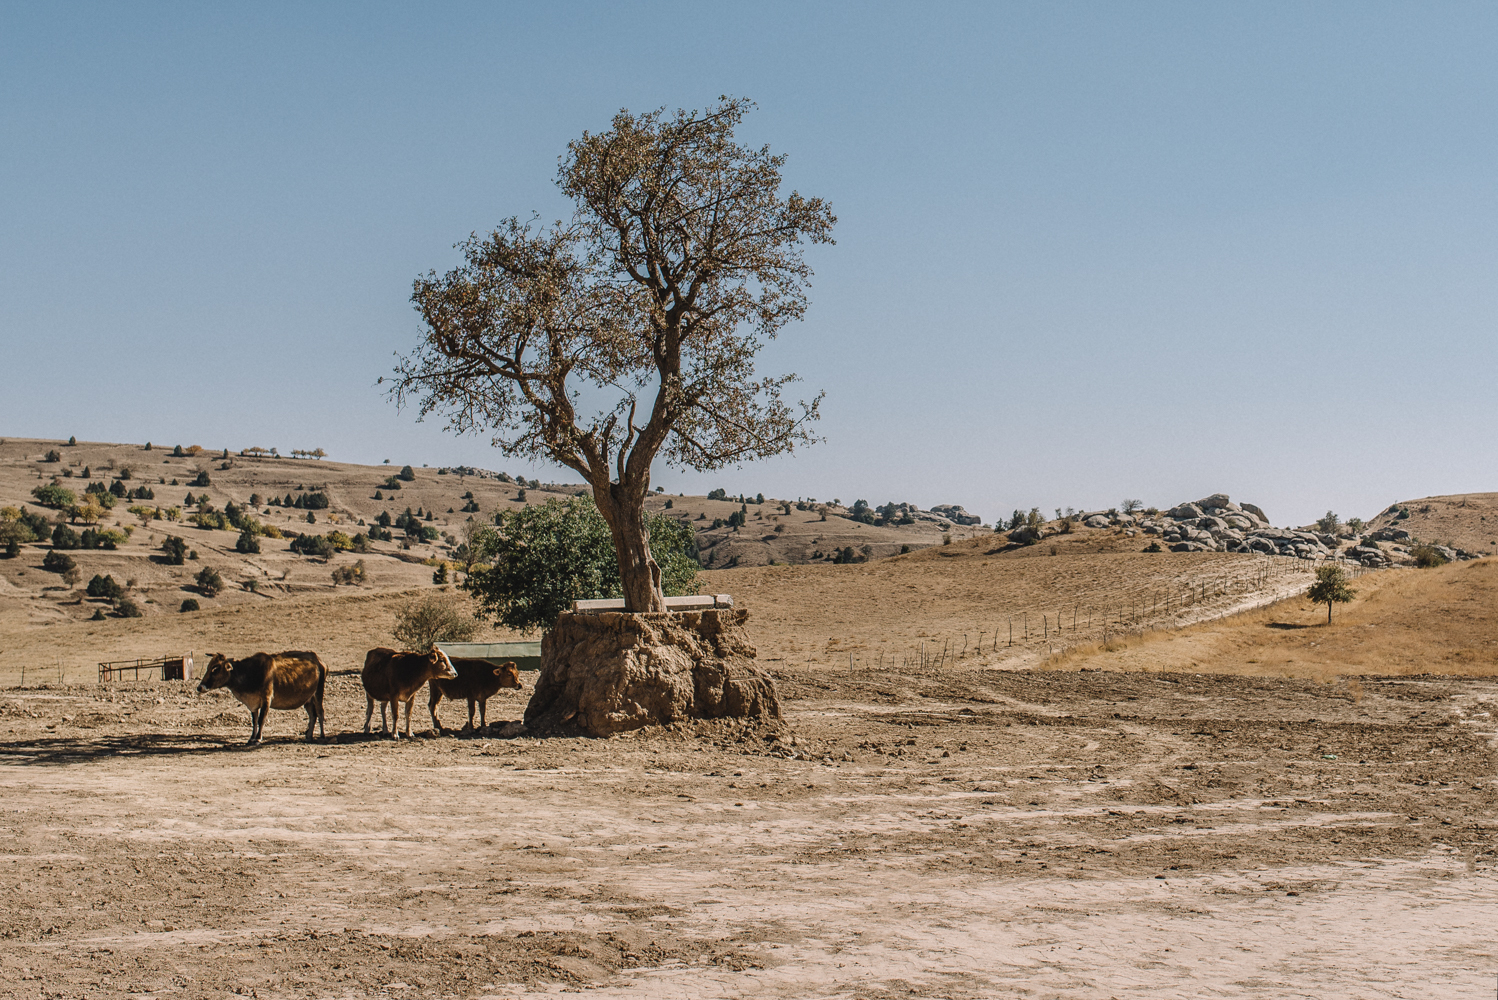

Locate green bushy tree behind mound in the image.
[465,495,698,633]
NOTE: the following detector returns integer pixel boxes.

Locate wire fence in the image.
[804,552,1389,674]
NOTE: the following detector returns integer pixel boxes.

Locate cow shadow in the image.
[1265,622,1313,630]
[0,732,247,766]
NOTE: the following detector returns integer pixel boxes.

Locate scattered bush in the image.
[1411,544,1448,569]
[30,484,76,509]
[432,562,449,584]
[180,598,200,613]
[235,528,261,554]
[43,550,77,573]
[3,540,18,559]
[66,436,76,446]
[86,574,124,600]
[289,533,336,559]
[1144,541,1163,553]
[188,471,211,487]
[391,592,480,651]
[331,559,367,587]
[116,596,144,618]
[397,465,416,482]
[43,449,61,463]
[52,523,81,550]
[161,535,187,564]
[195,566,224,597]
[90,607,107,620]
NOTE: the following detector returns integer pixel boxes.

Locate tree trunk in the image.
[594,483,665,613]
[1327,602,1332,625]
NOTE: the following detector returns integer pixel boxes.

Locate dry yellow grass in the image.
[1048,557,1498,679]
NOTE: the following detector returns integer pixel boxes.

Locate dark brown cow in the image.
[196,651,328,745]
[428,658,521,734]
[361,647,458,739]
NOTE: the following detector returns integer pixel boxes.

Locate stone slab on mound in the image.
[524,609,781,736]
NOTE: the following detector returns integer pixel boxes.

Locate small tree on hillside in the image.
[1307,564,1356,624]
[1316,511,1340,534]
[392,98,834,613]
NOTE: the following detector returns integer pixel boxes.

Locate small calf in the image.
[429,658,521,734]
[361,646,458,739]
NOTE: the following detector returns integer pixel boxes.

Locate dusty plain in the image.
[4,438,1498,997]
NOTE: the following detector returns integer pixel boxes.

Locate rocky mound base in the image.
[524,609,782,737]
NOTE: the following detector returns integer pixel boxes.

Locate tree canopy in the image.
[464,495,698,633]
[392,97,833,613]
[1307,564,1356,623]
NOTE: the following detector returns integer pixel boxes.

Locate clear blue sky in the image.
[4,3,1495,527]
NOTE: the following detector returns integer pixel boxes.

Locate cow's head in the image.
[196,653,233,693]
[432,648,458,680]
[493,661,521,689]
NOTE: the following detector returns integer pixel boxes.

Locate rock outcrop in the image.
[930,504,983,526]
[524,609,781,736]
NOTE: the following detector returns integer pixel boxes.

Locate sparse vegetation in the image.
[195,566,224,597]
[86,574,124,601]
[331,559,367,587]
[161,535,187,564]
[1411,544,1448,569]
[391,592,480,652]
[1307,564,1355,623]
[180,598,200,612]
[42,550,76,574]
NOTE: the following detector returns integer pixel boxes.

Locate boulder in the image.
[524,609,781,736]
[1241,502,1269,523]
[1167,503,1204,521]
[1370,527,1413,543]
[930,504,982,526]
[1223,514,1254,530]
[1246,536,1277,554]
[1084,514,1111,529]
[1196,493,1233,511]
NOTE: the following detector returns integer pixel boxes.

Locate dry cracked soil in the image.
[2,665,1497,999]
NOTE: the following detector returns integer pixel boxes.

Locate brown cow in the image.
[361,647,458,739]
[428,658,521,734]
[196,651,328,745]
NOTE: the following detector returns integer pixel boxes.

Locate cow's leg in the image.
[464,698,476,733]
[477,697,487,732]
[429,686,444,735]
[404,696,416,738]
[304,702,317,740]
[363,694,375,734]
[250,703,267,745]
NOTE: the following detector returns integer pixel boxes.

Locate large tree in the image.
[391,98,835,612]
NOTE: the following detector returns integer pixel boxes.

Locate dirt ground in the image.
[3,654,1498,999]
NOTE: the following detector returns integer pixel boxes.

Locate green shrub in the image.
[332,559,367,586]
[3,540,18,559]
[188,471,211,487]
[52,523,81,550]
[1411,544,1448,569]
[235,529,261,554]
[116,596,144,618]
[180,598,200,613]
[86,574,124,600]
[432,562,448,584]
[398,465,416,482]
[31,484,76,509]
[195,566,224,597]
[161,535,187,564]
[1144,541,1162,553]
[289,534,336,559]
[43,449,61,463]
[43,550,76,573]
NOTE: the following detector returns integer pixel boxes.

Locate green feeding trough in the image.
[436,641,543,672]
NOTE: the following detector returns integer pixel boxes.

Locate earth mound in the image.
[524,609,781,736]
